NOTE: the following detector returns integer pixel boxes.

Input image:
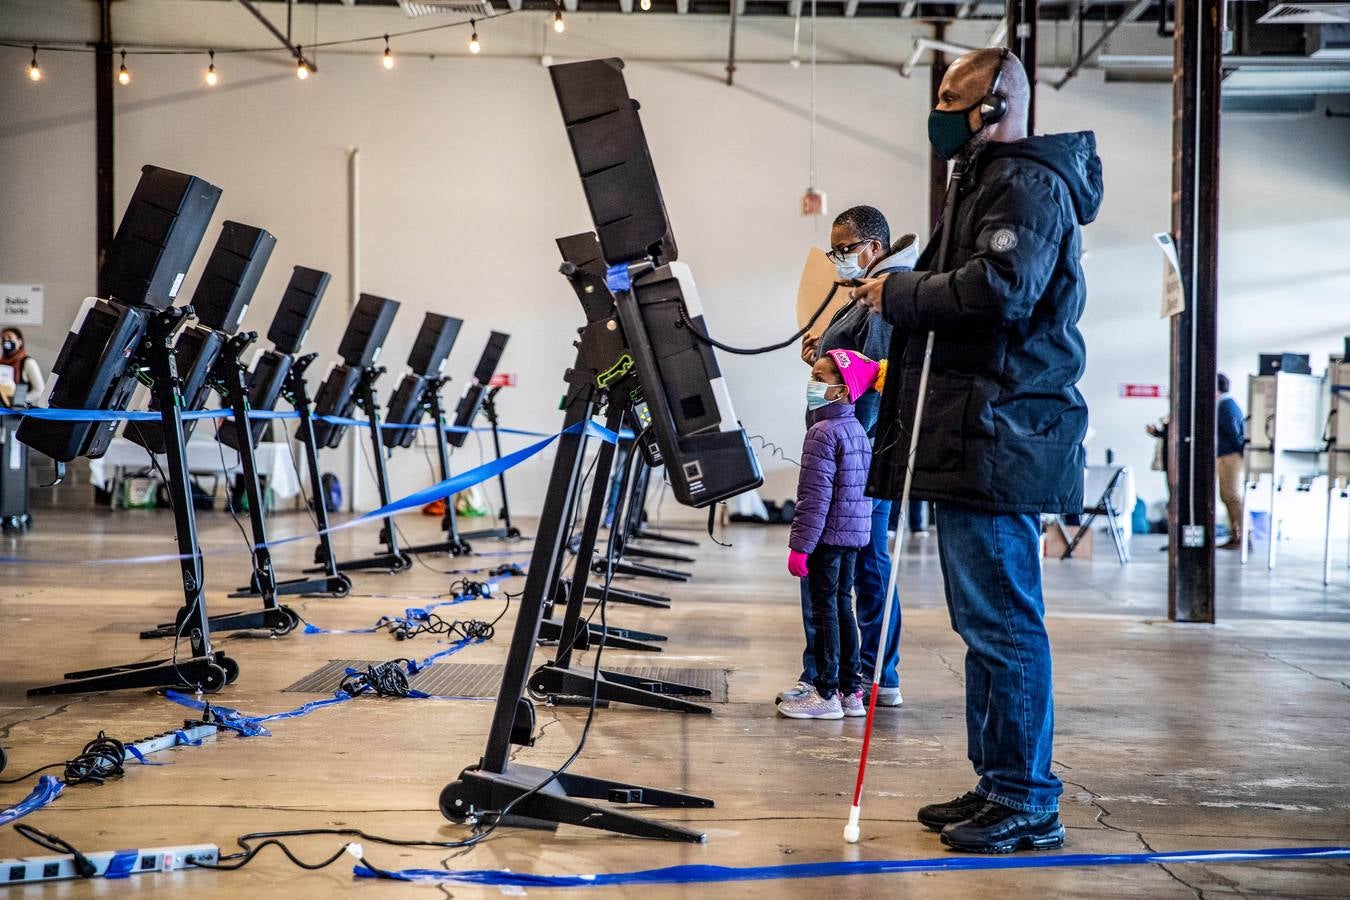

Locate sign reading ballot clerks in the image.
[1,284,44,325]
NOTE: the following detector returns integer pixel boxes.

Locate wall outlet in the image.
[1181,524,1206,548]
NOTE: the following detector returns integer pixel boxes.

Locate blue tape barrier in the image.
[0,419,619,568]
[163,635,486,736]
[0,776,65,828]
[353,845,1350,887]
[301,591,483,636]
[0,405,629,442]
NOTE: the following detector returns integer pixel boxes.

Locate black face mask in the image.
[927,100,986,161]
[1,340,16,356]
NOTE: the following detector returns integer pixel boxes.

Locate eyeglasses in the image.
[825,240,871,264]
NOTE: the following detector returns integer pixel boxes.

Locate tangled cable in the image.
[446,578,493,598]
[340,660,416,698]
[381,613,495,642]
[0,731,126,787]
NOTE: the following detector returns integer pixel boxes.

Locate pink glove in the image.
[787,550,810,578]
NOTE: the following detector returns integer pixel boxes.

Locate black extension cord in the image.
[676,283,842,356]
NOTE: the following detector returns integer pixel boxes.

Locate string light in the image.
[27,45,41,81]
[204,50,218,86]
[553,7,566,33]
[117,49,130,85]
[382,34,395,69]
[296,45,310,79]
[468,20,481,54]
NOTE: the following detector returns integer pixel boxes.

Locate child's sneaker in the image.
[841,690,866,717]
[777,688,843,720]
[775,680,814,705]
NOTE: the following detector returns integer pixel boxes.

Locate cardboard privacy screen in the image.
[795,246,850,340]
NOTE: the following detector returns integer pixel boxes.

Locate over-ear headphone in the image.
[978,47,1011,126]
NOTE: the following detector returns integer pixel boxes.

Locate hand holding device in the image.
[850,275,888,314]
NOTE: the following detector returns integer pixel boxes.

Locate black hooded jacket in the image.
[867,132,1103,514]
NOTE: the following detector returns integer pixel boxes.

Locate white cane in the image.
[844,162,964,844]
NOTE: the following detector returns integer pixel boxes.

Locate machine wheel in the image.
[197,664,228,694]
[219,656,241,685]
[271,609,299,637]
[393,553,413,573]
[438,780,474,825]
[333,576,352,598]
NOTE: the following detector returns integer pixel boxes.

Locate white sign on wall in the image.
[1,284,44,325]
[1152,234,1184,319]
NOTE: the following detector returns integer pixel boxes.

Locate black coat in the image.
[868,132,1103,515]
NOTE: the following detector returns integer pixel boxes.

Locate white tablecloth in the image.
[88,436,302,500]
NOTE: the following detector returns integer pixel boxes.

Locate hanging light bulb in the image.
[205,50,219,86]
[117,49,130,86]
[469,21,481,54]
[28,45,41,81]
[382,34,395,69]
[553,8,566,33]
[640,0,652,10]
[296,46,310,80]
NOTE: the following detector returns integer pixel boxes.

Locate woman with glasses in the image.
[778,205,917,711]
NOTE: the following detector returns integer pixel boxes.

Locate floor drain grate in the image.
[283,661,730,703]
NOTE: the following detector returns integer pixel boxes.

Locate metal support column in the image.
[1007,0,1038,133]
[1167,0,1222,623]
[95,0,114,294]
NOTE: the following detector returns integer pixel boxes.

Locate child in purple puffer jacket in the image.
[779,348,880,720]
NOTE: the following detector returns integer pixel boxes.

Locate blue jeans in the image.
[799,498,901,689]
[805,545,861,699]
[934,503,1061,815]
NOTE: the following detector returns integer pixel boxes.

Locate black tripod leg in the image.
[595,667,712,697]
[441,765,707,843]
[528,666,712,714]
[554,771,714,809]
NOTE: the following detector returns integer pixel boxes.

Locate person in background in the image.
[780,206,917,711]
[1146,415,1171,549]
[1216,373,1245,549]
[853,47,1101,852]
[0,327,44,405]
[779,349,879,720]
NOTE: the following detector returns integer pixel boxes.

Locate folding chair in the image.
[1059,466,1131,564]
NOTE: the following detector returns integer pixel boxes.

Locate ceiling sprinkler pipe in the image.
[900,37,980,77]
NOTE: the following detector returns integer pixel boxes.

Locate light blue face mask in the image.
[806,381,839,410]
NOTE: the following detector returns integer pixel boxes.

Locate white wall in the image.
[2,0,1348,525]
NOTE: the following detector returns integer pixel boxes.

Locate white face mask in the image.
[806,380,840,410]
[833,253,865,281]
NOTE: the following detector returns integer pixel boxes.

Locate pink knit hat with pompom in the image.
[825,349,881,403]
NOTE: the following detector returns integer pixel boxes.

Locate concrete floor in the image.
[1,506,1348,898]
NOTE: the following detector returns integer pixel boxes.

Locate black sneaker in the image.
[916,791,986,831]
[940,800,1065,853]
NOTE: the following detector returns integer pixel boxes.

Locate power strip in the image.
[0,844,219,885]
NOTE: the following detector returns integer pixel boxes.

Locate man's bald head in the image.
[935,48,1031,155]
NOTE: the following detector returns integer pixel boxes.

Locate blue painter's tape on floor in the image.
[353,845,1350,887]
[0,776,65,828]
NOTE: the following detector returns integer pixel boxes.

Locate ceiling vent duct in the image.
[1256,2,1350,25]
[397,0,494,17]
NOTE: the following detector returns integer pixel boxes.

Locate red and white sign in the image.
[488,372,517,388]
[1118,383,1167,399]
